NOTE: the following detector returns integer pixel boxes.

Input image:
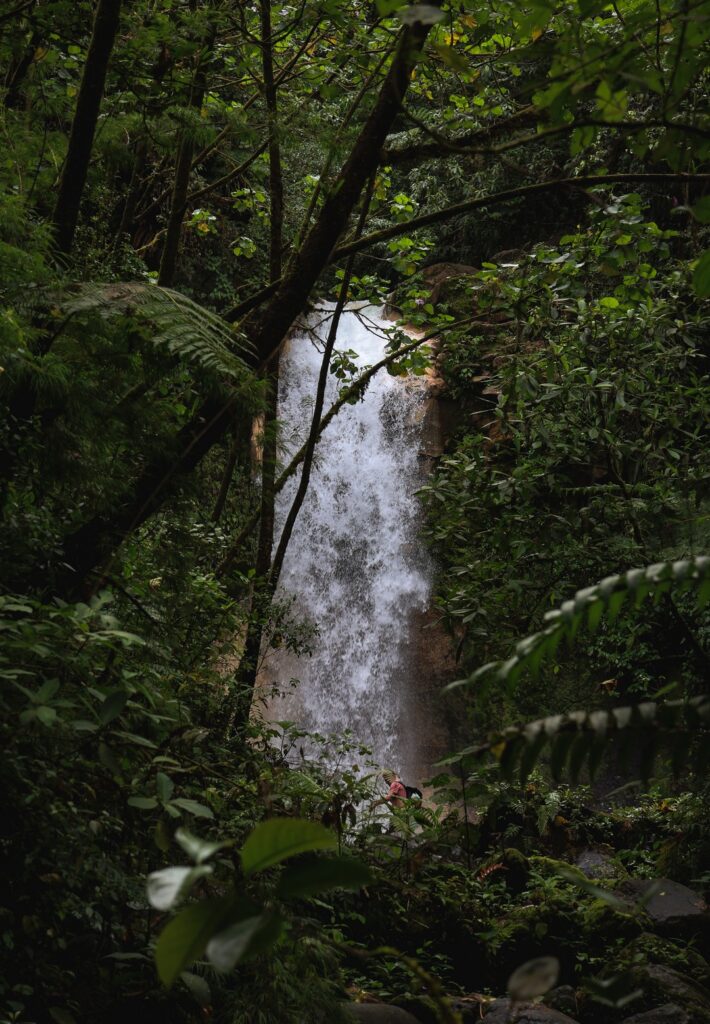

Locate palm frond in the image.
[447,557,710,693]
[65,283,255,381]
[462,695,710,785]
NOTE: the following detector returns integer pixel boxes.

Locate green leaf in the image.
[691,197,710,223]
[37,679,60,703]
[240,818,336,876]
[180,972,211,1007]
[155,897,236,987]
[99,689,127,726]
[128,796,159,810]
[156,772,175,803]
[36,705,57,726]
[147,865,213,911]
[171,798,214,819]
[276,856,372,899]
[692,250,710,297]
[114,730,157,749]
[375,0,403,14]
[433,44,468,71]
[98,741,122,776]
[176,828,234,864]
[508,957,560,1001]
[205,915,266,972]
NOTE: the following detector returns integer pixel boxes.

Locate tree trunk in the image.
[158,33,214,286]
[234,0,286,692]
[51,0,123,253]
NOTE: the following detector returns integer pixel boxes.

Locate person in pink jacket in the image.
[382,770,406,808]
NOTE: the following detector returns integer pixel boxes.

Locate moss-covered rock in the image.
[502,847,531,893]
[626,964,710,1024]
[484,897,579,987]
[575,848,629,883]
[620,934,710,987]
[529,856,586,883]
[581,898,648,942]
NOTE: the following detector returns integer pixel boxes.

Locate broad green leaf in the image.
[146,865,213,911]
[114,730,157,749]
[692,249,710,297]
[176,828,234,864]
[276,856,372,899]
[205,915,266,972]
[171,798,214,819]
[691,197,710,223]
[36,705,57,726]
[99,689,127,726]
[156,772,175,803]
[508,957,559,1001]
[155,897,236,987]
[37,679,60,703]
[128,796,158,810]
[375,0,402,14]
[180,971,211,1007]
[240,818,336,876]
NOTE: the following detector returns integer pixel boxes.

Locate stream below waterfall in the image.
[261,304,447,785]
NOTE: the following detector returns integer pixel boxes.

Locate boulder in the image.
[617,879,709,938]
[631,964,710,1022]
[421,262,478,304]
[620,1005,692,1024]
[619,932,710,986]
[546,986,579,1016]
[483,999,580,1023]
[344,1004,423,1024]
[576,848,627,881]
[393,993,487,1024]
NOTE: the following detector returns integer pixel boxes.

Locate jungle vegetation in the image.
[1,0,709,1021]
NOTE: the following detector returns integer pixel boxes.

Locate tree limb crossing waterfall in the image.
[263,304,443,784]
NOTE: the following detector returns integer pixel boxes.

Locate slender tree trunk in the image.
[211,429,241,523]
[112,137,147,252]
[51,0,123,253]
[158,33,214,286]
[4,30,40,110]
[233,0,285,698]
[51,21,432,597]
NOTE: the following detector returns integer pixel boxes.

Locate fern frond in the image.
[465,695,710,785]
[447,557,710,693]
[65,283,254,381]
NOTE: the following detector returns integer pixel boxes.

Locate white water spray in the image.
[263,305,436,782]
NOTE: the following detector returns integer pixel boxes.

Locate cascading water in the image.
[262,305,440,783]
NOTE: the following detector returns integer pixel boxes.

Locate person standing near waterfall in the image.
[383,769,407,808]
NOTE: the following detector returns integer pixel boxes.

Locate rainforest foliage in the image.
[1,0,709,1021]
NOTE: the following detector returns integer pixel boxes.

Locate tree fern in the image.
[446,557,710,783]
[65,283,255,382]
[464,695,710,785]
[447,557,710,692]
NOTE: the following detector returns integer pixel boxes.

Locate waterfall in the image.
[262,305,439,784]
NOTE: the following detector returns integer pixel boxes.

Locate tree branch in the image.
[333,172,710,261]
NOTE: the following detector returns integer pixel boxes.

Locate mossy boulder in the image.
[620,933,710,987]
[502,847,531,893]
[626,964,710,1024]
[484,897,579,986]
[390,994,438,1024]
[581,898,648,943]
[576,848,629,883]
[529,856,586,883]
